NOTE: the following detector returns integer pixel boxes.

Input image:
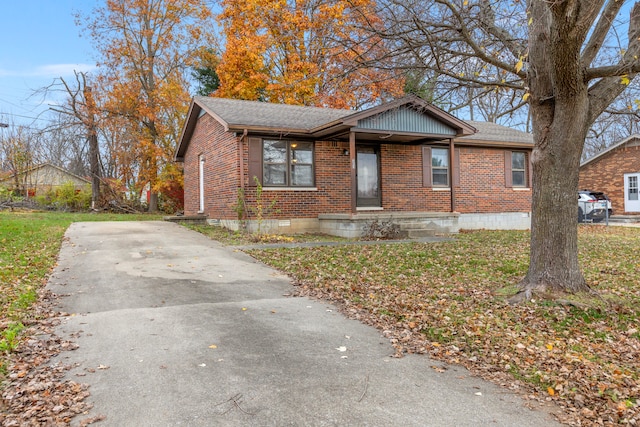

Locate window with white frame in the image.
[511,151,527,187]
[263,140,314,187]
[431,147,449,186]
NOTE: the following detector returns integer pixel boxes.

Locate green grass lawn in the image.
[0,210,162,377]
[2,213,638,424]
[244,226,640,425]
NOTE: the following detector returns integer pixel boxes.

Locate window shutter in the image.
[504,151,512,188]
[422,146,432,187]
[453,148,460,187]
[248,137,262,187]
[527,152,533,188]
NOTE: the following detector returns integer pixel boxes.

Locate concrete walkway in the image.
[48,221,560,426]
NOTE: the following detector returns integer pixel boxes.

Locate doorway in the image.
[624,173,640,212]
[356,146,381,207]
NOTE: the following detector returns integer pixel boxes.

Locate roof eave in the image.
[453,138,534,149]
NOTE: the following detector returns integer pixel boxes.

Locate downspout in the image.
[239,129,248,190]
[449,138,457,213]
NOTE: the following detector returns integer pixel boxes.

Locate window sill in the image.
[263,187,318,191]
[512,187,531,191]
[431,187,451,191]
[357,207,384,211]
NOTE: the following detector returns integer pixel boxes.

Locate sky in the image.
[0,1,96,129]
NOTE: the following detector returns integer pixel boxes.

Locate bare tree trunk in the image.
[89,131,100,209]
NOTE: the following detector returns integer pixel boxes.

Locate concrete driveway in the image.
[48,221,560,426]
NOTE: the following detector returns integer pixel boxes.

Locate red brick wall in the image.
[183,115,239,217]
[182,119,532,218]
[456,147,531,213]
[379,145,531,213]
[579,143,640,215]
[380,144,451,211]
[241,141,352,219]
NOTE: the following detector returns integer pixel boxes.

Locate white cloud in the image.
[31,63,97,77]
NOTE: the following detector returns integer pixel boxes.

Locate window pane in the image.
[291,165,313,186]
[433,169,448,186]
[512,152,525,170]
[264,140,287,163]
[432,148,449,167]
[512,171,525,187]
[264,164,286,185]
[630,176,638,200]
[291,142,313,164]
[357,151,379,197]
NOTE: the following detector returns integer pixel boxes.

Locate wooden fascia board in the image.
[175,100,201,161]
[226,125,312,139]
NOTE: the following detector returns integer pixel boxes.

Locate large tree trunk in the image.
[515,0,595,299]
[520,99,592,296]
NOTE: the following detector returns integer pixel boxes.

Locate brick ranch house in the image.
[175,95,534,237]
[579,134,640,215]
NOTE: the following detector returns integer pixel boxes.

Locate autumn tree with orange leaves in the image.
[83,0,215,211]
[216,0,404,109]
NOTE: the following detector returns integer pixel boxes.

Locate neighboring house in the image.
[175,95,534,237]
[0,163,90,197]
[579,134,640,215]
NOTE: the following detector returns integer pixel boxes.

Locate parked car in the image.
[580,189,613,216]
[578,191,607,222]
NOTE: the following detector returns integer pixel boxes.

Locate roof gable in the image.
[0,163,90,185]
[580,134,640,167]
[354,105,457,135]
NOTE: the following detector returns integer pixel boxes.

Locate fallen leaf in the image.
[209,344,217,349]
[336,346,347,352]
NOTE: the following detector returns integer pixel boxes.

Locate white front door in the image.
[624,173,640,212]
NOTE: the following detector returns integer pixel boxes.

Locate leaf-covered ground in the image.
[0,211,161,426]
[246,226,640,426]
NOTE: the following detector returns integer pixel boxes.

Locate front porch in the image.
[202,211,459,238]
[317,211,459,238]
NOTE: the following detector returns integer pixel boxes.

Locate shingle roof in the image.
[176,97,533,161]
[460,121,533,145]
[195,96,352,131]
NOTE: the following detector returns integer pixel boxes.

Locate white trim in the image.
[198,155,205,212]
[356,207,384,211]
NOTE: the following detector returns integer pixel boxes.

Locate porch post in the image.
[350,131,357,214]
[449,138,457,212]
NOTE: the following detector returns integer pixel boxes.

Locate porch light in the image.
[342,149,350,156]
